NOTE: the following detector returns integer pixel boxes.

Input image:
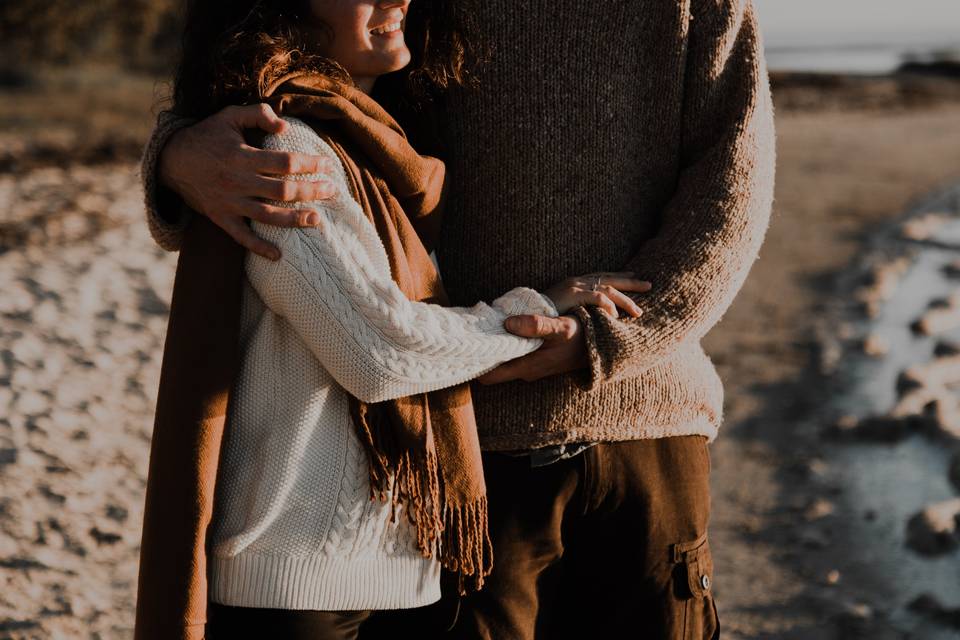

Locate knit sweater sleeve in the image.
[573,0,775,389]
[245,117,557,403]
[138,110,198,252]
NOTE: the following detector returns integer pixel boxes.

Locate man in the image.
[140,1,774,637]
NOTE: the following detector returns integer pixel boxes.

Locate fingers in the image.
[215,215,282,261]
[244,202,322,228]
[594,276,652,293]
[251,148,338,177]
[598,285,643,318]
[584,291,618,318]
[250,174,336,202]
[225,103,287,134]
[503,314,571,339]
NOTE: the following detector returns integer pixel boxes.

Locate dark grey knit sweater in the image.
[140,0,775,451]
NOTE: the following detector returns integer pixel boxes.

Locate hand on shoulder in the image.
[158,103,343,260]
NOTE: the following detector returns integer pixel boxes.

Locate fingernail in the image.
[269,249,281,261]
[505,316,519,331]
[305,212,319,225]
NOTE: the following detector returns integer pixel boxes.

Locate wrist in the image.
[569,306,604,390]
[157,127,186,192]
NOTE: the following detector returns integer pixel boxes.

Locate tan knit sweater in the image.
[139,0,775,451]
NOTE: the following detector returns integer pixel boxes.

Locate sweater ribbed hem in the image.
[209,552,441,611]
[478,415,719,452]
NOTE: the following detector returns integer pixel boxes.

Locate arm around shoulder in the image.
[139,110,198,252]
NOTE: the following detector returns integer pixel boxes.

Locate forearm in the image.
[248,224,555,402]
[139,110,197,251]
[578,0,775,387]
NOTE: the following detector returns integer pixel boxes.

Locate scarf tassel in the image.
[350,397,492,593]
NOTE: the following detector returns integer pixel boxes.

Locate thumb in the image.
[504,314,565,338]
[229,103,287,134]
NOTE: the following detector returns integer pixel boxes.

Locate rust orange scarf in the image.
[263,72,492,591]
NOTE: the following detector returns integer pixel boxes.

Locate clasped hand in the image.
[477,273,651,385]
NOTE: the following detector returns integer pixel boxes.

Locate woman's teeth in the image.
[370,22,402,35]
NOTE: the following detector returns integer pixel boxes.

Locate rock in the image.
[902,212,949,241]
[934,339,960,357]
[922,397,960,440]
[861,332,888,357]
[908,593,960,629]
[833,600,878,639]
[855,256,913,317]
[914,296,960,336]
[912,354,960,387]
[905,498,960,555]
[803,498,836,521]
[944,259,960,279]
[895,368,926,396]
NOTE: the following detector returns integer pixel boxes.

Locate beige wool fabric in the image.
[139,0,776,451]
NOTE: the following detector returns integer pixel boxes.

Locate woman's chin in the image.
[354,50,412,78]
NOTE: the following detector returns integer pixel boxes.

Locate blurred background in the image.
[0,1,959,638]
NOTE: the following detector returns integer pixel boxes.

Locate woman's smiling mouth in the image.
[370,22,402,36]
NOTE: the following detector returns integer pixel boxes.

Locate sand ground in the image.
[1,72,960,638]
[704,96,960,638]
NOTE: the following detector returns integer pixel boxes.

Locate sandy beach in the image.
[1,70,960,638]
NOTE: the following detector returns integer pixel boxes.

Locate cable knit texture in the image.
[207,117,556,610]
[140,0,776,451]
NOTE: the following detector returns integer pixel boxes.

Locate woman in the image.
[136,1,651,639]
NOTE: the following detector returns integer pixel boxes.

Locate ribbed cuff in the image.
[571,305,604,391]
[209,552,442,611]
[139,110,197,251]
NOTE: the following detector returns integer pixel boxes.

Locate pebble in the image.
[861,332,888,357]
[901,212,949,241]
[905,498,960,555]
[913,295,960,336]
[934,339,960,357]
[803,498,836,521]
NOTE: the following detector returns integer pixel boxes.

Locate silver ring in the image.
[591,275,602,292]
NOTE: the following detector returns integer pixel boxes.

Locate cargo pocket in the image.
[670,532,720,640]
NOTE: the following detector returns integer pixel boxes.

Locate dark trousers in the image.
[205,601,371,640]
[362,435,719,640]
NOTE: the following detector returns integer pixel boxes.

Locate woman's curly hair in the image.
[171,0,487,119]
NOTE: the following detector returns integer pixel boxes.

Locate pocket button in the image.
[700,574,710,591]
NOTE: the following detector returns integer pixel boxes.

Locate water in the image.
[830,185,960,638]
[765,43,960,75]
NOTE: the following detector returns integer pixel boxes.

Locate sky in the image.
[754,0,960,48]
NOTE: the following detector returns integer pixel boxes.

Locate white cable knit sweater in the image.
[207,117,557,611]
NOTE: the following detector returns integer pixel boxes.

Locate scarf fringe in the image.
[441,496,494,594]
[349,397,492,592]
